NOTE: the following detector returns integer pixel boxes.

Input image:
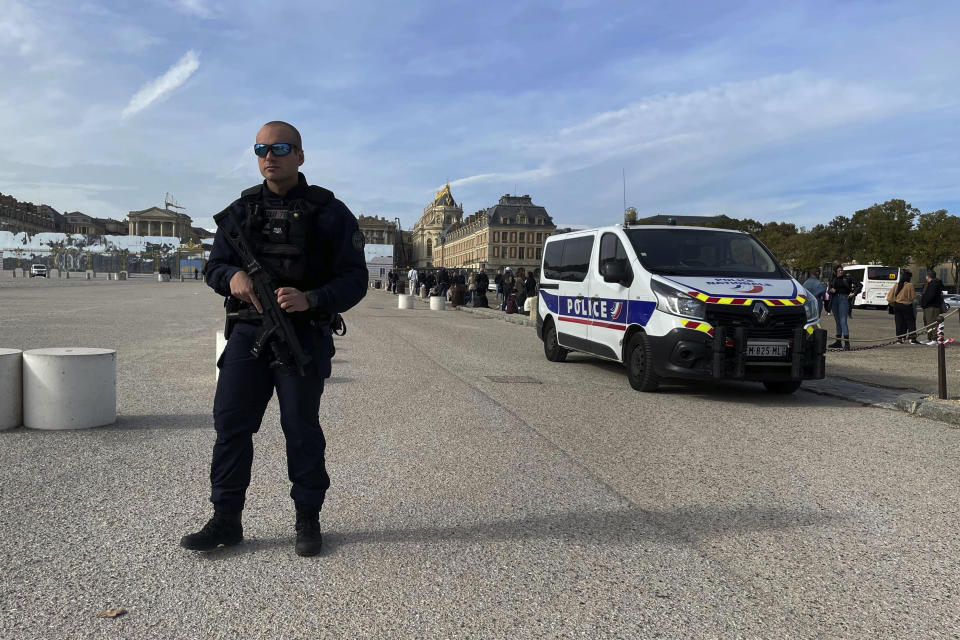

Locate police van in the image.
[536,224,827,393]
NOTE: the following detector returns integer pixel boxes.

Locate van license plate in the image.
[746,342,788,357]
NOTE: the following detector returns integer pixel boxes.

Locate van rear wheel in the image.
[762,380,802,394]
[626,333,659,392]
[543,322,569,362]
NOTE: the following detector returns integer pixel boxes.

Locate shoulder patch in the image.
[352,230,365,251]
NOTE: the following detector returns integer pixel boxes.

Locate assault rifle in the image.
[212,205,313,377]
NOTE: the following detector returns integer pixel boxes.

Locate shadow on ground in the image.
[194,503,836,560]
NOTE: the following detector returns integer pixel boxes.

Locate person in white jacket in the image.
[406,266,418,296]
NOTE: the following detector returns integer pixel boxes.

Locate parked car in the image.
[29,264,47,278]
[942,294,960,309]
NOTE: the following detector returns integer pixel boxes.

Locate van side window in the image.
[543,241,564,280]
[559,236,594,282]
[598,233,632,282]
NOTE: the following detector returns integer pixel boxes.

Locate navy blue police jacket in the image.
[205,174,368,373]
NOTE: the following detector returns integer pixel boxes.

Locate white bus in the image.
[842,264,900,308]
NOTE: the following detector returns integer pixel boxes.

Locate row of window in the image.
[501,217,545,225]
[493,246,542,260]
[492,231,548,244]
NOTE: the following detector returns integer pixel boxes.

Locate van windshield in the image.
[624,228,783,277]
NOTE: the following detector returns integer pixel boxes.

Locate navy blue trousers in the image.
[210,322,331,512]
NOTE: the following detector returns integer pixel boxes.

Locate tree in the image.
[912,209,960,272]
[846,199,917,266]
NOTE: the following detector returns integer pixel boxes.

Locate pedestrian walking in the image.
[801,268,826,315]
[887,270,920,344]
[500,267,514,311]
[407,265,418,296]
[182,120,368,557]
[828,265,857,350]
[919,271,945,344]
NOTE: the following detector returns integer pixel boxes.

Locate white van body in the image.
[841,264,900,308]
[536,224,827,393]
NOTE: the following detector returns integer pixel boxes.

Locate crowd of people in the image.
[384,266,540,314]
[801,266,948,349]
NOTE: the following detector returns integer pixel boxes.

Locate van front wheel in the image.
[626,333,659,392]
[543,323,569,362]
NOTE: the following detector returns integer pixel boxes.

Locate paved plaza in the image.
[2,277,960,638]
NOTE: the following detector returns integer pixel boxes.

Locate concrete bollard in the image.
[48,269,59,279]
[14,268,23,277]
[85,270,93,280]
[23,348,117,430]
[398,295,415,310]
[0,349,23,430]
[119,271,127,280]
[429,296,446,311]
[215,330,227,381]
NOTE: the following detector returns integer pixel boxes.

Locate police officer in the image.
[181,121,367,557]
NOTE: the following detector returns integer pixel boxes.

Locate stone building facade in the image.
[0,196,63,233]
[437,194,556,273]
[127,206,193,240]
[411,184,462,268]
[357,214,398,246]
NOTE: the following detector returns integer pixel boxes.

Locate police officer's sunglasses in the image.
[254,143,298,157]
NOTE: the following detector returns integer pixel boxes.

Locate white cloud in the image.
[0,0,40,55]
[172,0,213,18]
[121,50,201,119]
[448,72,920,192]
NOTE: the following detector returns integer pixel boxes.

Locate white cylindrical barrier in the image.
[429,296,446,311]
[398,295,414,310]
[215,330,227,381]
[0,349,23,430]
[23,348,116,430]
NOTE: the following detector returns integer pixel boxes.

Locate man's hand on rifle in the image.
[230,271,263,314]
[276,287,309,313]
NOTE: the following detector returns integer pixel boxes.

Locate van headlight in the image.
[802,292,819,323]
[651,280,706,320]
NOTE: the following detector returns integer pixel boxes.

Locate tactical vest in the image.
[238,183,333,287]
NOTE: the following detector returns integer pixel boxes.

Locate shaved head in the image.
[261,120,302,148]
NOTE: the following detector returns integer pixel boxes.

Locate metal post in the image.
[937,315,947,399]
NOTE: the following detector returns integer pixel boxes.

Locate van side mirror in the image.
[602,261,631,285]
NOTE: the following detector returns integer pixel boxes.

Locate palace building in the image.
[357,214,398,246]
[437,194,556,273]
[410,183,463,268]
[127,205,192,240]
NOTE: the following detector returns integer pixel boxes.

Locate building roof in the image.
[128,206,191,222]
[432,184,456,207]
[483,194,552,226]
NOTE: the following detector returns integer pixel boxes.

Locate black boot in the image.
[843,336,851,351]
[295,505,323,557]
[180,510,243,551]
[829,336,843,348]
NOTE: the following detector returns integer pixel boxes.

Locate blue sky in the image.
[2,0,959,231]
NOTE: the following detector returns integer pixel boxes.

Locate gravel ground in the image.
[1,280,959,638]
